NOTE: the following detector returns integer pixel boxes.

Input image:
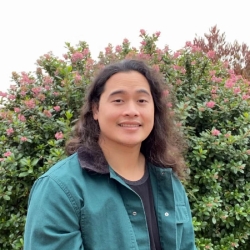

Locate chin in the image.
[118,139,144,147]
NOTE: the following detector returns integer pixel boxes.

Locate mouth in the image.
[119,123,141,127]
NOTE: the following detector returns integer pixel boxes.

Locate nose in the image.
[123,101,139,116]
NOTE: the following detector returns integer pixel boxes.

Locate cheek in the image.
[97,109,118,124]
[145,107,155,120]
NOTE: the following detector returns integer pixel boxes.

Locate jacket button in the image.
[132,212,137,216]
[161,172,165,176]
[165,212,169,216]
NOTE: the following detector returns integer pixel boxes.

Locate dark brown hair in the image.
[66,59,187,177]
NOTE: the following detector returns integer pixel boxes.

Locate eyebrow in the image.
[108,89,151,97]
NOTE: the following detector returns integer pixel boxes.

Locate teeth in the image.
[120,124,139,127]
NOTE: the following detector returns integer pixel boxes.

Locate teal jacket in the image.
[24,152,196,250]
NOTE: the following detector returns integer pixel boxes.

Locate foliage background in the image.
[0,29,250,249]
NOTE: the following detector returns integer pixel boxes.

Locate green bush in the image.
[0,30,249,249]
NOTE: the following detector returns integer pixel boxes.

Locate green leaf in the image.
[19,172,29,177]
[212,217,216,224]
[3,195,10,200]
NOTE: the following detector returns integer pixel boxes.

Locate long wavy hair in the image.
[66,59,187,177]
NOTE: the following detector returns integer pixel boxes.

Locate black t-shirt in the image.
[120,168,162,250]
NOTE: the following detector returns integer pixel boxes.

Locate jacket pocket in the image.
[176,205,189,224]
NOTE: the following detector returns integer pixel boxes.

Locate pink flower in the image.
[0,91,7,97]
[180,67,186,74]
[246,150,250,155]
[24,99,36,109]
[21,136,28,142]
[0,158,5,162]
[71,52,84,63]
[105,47,112,55]
[8,95,16,100]
[140,29,146,36]
[55,131,64,140]
[123,38,129,44]
[223,61,229,68]
[163,45,169,52]
[166,102,172,108]
[185,41,192,47]
[14,107,21,113]
[154,31,161,37]
[44,85,50,91]
[20,72,34,85]
[233,87,241,94]
[82,48,89,56]
[137,53,150,60]
[211,129,220,136]
[63,54,68,60]
[211,86,218,94]
[191,46,201,53]
[43,110,52,118]
[115,45,122,53]
[211,76,222,83]
[18,114,26,122]
[173,51,181,59]
[158,55,162,60]
[32,87,42,96]
[53,106,61,112]
[163,90,169,97]
[176,79,182,85]
[211,94,218,99]
[74,73,82,83]
[209,70,216,76]
[43,76,53,85]
[225,79,235,88]
[207,50,216,59]
[173,65,181,71]
[53,92,60,96]
[37,94,46,101]
[152,64,160,72]
[3,151,12,157]
[86,58,94,70]
[44,54,51,60]
[20,91,27,96]
[140,41,146,46]
[6,128,14,136]
[242,94,250,100]
[206,101,216,108]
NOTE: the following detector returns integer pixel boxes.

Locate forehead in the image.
[103,71,151,92]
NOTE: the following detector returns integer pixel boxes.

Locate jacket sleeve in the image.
[23,176,84,250]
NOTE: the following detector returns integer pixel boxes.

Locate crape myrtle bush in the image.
[0,29,249,249]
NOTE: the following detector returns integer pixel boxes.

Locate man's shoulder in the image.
[40,153,82,181]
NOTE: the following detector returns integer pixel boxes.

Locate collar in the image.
[77,146,173,177]
[77,146,109,174]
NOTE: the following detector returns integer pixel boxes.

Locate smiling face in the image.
[93,71,155,149]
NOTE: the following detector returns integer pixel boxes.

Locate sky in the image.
[1,0,249,92]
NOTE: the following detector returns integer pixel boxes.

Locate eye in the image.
[113,99,123,103]
[138,99,148,103]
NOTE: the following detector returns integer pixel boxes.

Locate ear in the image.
[92,103,99,120]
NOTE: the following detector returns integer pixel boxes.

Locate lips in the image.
[119,124,140,127]
[118,122,141,127]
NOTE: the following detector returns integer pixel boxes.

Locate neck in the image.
[99,140,145,181]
